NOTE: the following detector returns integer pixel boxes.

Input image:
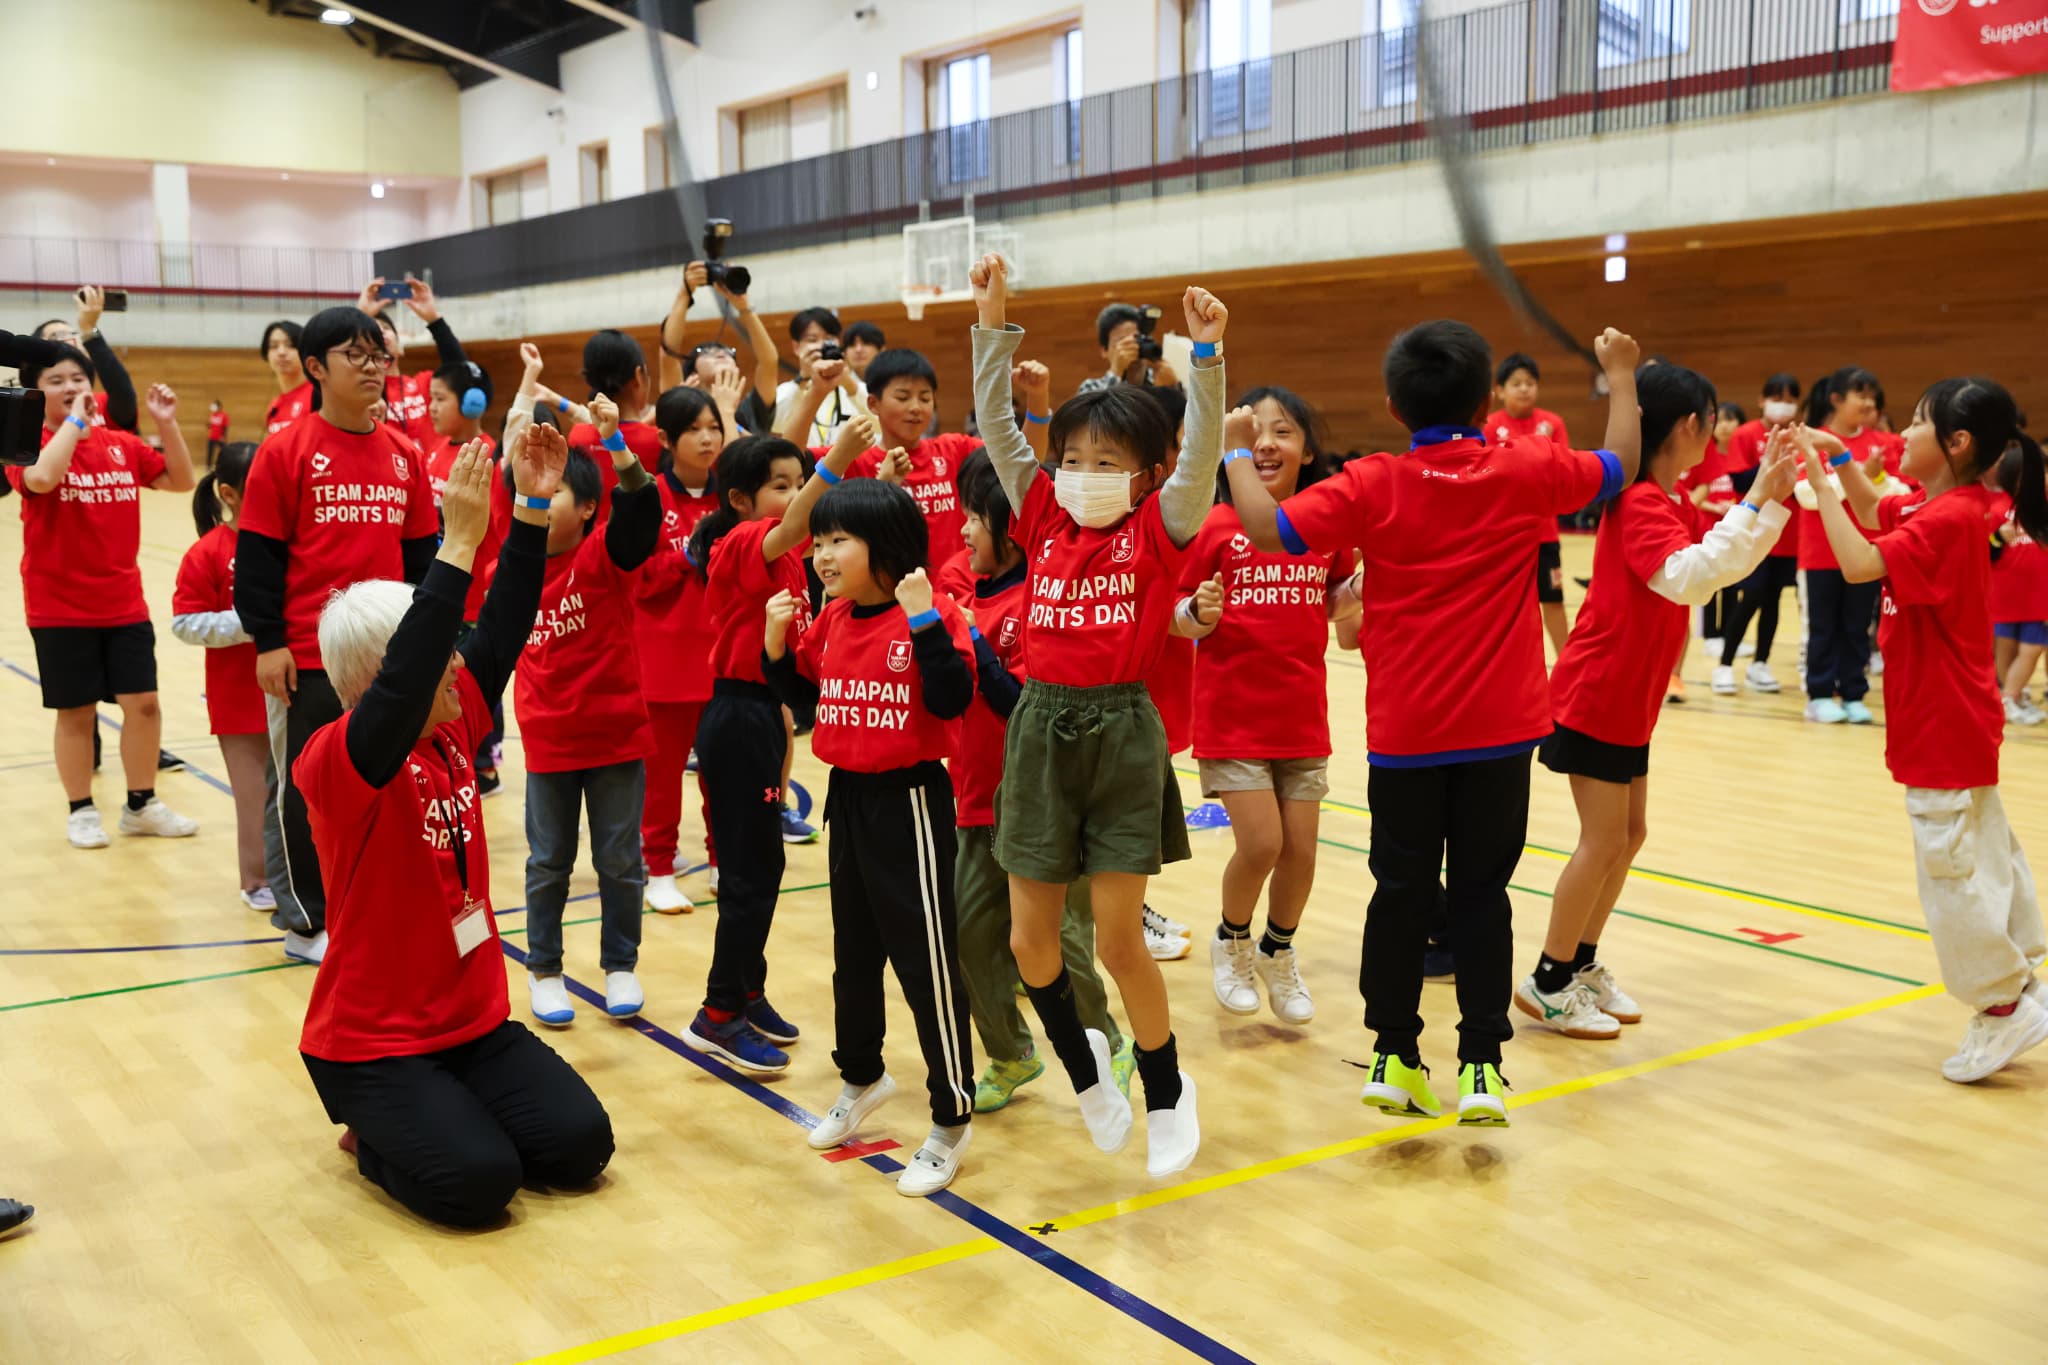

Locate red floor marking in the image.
[821,1138,901,1162]
[1737,928,1803,944]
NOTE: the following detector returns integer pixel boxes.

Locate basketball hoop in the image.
[900,283,945,322]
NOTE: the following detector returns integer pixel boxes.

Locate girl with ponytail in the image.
[171,441,275,911]
[1797,377,2048,1085]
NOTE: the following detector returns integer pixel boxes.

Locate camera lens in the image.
[816,341,844,362]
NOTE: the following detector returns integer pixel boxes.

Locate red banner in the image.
[1893,0,2048,91]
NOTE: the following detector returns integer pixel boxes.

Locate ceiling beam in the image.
[319,2,562,90]
[559,0,695,44]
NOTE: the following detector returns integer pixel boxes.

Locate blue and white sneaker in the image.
[746,995,800,1043]
[529,973,576,1027]
[605,971,644,1018]
[1843,699,1874,725]
[683,1008,790,1074]
[780,805,819,844]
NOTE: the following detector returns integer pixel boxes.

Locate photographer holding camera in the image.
[32,286,139,435]
[660,219,780,432]
[773,306,870,449]
[1077,302,1180,395]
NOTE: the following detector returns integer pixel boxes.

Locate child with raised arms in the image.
[1519,365,1794,1039]
[1799,380,2048,1082]
[970,253,1235,1177]
[762,480,978,1195]
[1711,374,1804,695]
[1223,319,1641,1127]
[1485,352,1573,658]
[680,414,879,1074]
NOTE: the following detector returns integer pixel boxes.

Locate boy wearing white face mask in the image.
[1712,373,1805,694]
[968,253,1247,1179]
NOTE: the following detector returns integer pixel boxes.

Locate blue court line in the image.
[499,936,1252,1364]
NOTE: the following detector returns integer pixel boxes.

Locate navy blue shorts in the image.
[1995,621,2048,646]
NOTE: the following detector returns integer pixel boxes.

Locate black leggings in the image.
[696,681,789,1013]
[302,1020,612,1228]
[1719,556,1799,667]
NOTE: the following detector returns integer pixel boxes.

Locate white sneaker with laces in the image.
[1254,945,1315,1024]
[897,1124,970,1197]
[1075,1028,1134,1153]
[283,929,327,965]
[118,797,197,838]
[1869,649,1884,677]
[604,970,644,1018]
[1746,661,1781,693]
[1144,1072,1200,1178]
[1701,637,1723,659]
[1210,934,1260,1015]
[67,807,109,850]
[1513,976,1621,1039]
[1711,665,1738,695]
[1737,640,1756,658]
[528,973,576,1027]
[1572,962,1641,1024]
[1942,994,2048,1083]
[645,874,693,914]
[2006,697,2045,727]
[1143,910,1191,962]
[240,886,277,912]
[2026,976,2047,1010]
[1149,905,1190,937]
[808,1074,898,1149]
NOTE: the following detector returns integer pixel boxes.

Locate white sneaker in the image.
[240,886,277,912]
[1572,962,1641,1024]
[1513,976,1621,1039]
[1144,1071,1200,1178]
[708,865,720,897]
[897,1124,970,1197]
[1254,945,1315,1024]
[529,973,576,1027]
[604,970,644,1018]
[283,930,327,965]
[1942,994,2048,1083]
[118,797,198,838]
[1869,649,1884,677]
[645,874,693,914]
[2006,697,2045,727]
[1701,637,1723,659]
[1711,664,1738,695]
[2026,976,2047,1011]
[1074,1028,1134,1153]
[1144,915,1191,962]
[808,1074,897,1150]
[67,807,108,849]
[1746,661,1781,693]
[1210,935,1260,1015]
[1737,640,1756,659]
[1147,904,1190,937]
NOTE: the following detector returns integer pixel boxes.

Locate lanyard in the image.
[430,738,469,893]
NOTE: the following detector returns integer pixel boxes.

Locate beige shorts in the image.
[1198,756,1331,803]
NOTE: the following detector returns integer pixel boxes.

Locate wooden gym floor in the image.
[3,494,2045,1364]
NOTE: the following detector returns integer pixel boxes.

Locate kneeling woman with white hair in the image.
[295,427,615,1228]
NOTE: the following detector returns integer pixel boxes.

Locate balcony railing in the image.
[384,0,1893,296]
[0,237,369,303]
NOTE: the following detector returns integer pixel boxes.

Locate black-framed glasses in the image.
[328,346,395,372]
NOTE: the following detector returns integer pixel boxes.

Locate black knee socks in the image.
[1258,923,1295,956]
[1023,967,1100,1092]
[1134,1034,1183,1112]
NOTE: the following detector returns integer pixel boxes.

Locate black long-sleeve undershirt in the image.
[345,519,545,789]
[605,466,660,571]
[425,317,466,369]
[234,529,292,655]
[83,332,136,433]
[972,634,1022,720]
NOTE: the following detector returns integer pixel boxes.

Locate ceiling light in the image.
[1604,232,1627,252]
[46,157,56,166]
[1604,255,1627,283]
[370,182,385,199]
[281,172,291,180]
[865,71,879,91]
[320,7,354,24]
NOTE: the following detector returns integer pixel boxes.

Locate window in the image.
[1597,0,1692,68]
[477,163,546,226]
[1204,0,1271,137]
[645,126,673,191]
[578,142,610,206]
[1057,27,1084,164]
[1368,0,1416,109]
[937,52,990,182]
[740,99,793,170]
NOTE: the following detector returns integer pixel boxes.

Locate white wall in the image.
[0,162,158,243]
[187,175,431,252]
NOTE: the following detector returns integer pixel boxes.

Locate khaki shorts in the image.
[1198,755,1331,802]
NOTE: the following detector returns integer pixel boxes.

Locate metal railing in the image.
[378,0,1885,295]
[0,236,370,302]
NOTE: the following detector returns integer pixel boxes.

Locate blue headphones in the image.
[458,362,488,419]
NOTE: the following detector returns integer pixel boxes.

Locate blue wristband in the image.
[968,625,983,641]
[517,493,552,511]
[66,414,88,432]
[906,608,940,631]
[1827,452,1852,468]
[1740,500,1761,514]
[602,430,628,453]
[1191,340,1219,358]
[555,398,571,413]
[814,464,841,485]
[1023,410,1049,425]
[1224,447,1253,465]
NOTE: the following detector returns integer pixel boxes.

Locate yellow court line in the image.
[516,1237,998,1365]
[521,982,1940,1363]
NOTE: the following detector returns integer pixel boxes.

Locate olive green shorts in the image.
[995,679,1189,884]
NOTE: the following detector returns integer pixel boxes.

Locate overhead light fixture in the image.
[46,157,56,166]
[281,172,291,180]
[320,7,354,24]
[370,182,386,199]
[1604,232,1627,252]
[865,71,879,90]
[1604,255,1627,283]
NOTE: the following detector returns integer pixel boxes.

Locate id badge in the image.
[452,895,492,957]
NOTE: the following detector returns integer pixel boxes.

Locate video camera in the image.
[2,388,43,467]
[815,339,844,363]
[701,219,752,297]
[1133,305,1164,363]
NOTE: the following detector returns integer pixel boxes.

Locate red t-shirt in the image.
[706,516,812,685]
[423,431,502,620]
[1277,433,1618,763]
[1013,472,1187,687]
[510,530,654,773]
[633,474,720,704]
[935,547,979,606]
[794,595,974,772]
[1149,635,1195,756]
[952,567,1028,827]
[383,368,438,449]
[10,424,167,628]
[1484,408,1570,544]
[238,415,441,670]
[1992,528,2048,624]
[1798,428,1903,570]
[1549,482,1701,748]
[844,432,982,572]
[172,524,266,736]
[1876,487,2004,789]
[207,409,230,441]
[1179,502,1351,760]
[297,668,507,1062]
[563,420,654,519]
[1724,420,1798,559]
[266,381,313,437]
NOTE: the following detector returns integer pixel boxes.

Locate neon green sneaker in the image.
[973,1055,1045,1113]
[1457,1062,1510,1126]
[1359,1052,1441,1118]
[1110,1037,1136,1096]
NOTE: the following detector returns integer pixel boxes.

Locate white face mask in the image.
[1763,400,1798,423]
[1055,469,1137,529]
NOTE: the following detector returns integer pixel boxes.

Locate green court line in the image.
[1310,833,1926,986]
[499,881,832,939]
